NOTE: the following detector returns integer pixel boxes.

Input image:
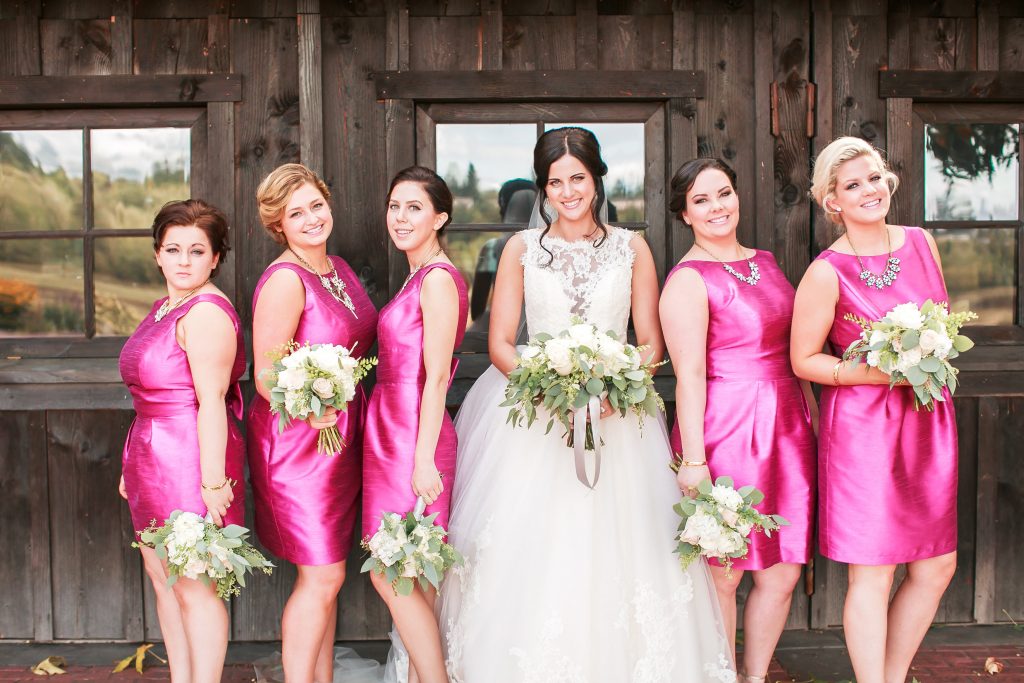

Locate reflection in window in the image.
[546,123,645,222]
[931,227,1017,325]
[925,123,1019,221]
[92,128,191,229]
[445,229,515,352]
[0,130,84,232]
[0,238,84,336]
[94,236,166,336]
[437,124,536,224]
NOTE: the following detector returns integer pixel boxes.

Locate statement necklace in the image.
[289,248,358,318]
[694,242,760,286]
[400,244,444,293]
[155,280,209,322]
[847,227,900,289]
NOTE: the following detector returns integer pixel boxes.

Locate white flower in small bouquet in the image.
[842,299,977,411]
[261,340,377,455]
[671,473,788,575]
[360,497,463,596]
[133,510,274,599]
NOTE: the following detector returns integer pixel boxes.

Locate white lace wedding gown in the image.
[437,227,736,683]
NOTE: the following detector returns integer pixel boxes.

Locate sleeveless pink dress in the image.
[816,227,957,564]
[120,294,246,532]
[668,251,816,569]
[247,256,378,566]
[362,262,468,537]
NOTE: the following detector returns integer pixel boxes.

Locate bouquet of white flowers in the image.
[360,498,463,596]
[842,299,977,411]
[133,511,274,599]
[261,341,377,455]
[673,475,787,575]
[501,321,664,487]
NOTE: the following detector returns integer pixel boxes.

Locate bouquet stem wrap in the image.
[573,394,603,489]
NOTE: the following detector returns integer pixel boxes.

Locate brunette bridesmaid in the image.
[791,137,957,683]
[119,199,244,683]
[248,163,378,683]
[362,166,468,683]
[662,159,817,680]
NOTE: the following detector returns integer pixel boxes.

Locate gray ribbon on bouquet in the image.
[573,395,603,489]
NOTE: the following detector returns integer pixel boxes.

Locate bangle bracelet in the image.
[201,477,236,491]
[679,459,707,468]
[832,360,843,387]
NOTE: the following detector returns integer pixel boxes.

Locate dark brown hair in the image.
[152,199,230,277]
[387,165,454,235]
[668,158,739,224]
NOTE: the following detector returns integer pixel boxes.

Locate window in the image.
[0,109,206,352]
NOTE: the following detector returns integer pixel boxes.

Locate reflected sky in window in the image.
[925,123,1019,222]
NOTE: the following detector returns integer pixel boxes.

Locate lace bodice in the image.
[519,226,636,340]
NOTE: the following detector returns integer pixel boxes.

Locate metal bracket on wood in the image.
[769,80,817,139]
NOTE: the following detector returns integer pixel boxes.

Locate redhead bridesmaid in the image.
[662,159,817,680]
[248,163,378,683]
[791,137,957,683]
[362,166,468,683]
[119,199,244,683]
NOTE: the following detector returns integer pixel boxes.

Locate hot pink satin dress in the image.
[120,294,246,532]
[362,262,468,537]
[247,256,378,566]
[668,251,816,570]
[816,226,957,564]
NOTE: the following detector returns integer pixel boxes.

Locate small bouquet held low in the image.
[360,497,463,596]
[842,299,977,411]
[261,341,377,455]
[133,510,274,599]
[672,474,788,575]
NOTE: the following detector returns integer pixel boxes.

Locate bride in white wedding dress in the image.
[437,127,736,683]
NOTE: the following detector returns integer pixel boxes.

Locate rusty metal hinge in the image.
[770,80,818,139]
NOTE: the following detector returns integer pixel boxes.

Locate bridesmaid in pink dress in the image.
[792,137,958,683]
[662,159,817,681]
[363,166,467,683]
[119,199,244,683]
[248,164,377,683]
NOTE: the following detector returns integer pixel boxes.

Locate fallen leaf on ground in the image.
[112,643,163,674]
[31,656,66,676]
[985,657,1005,674]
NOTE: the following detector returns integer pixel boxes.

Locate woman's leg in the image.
[140,546,192,683]
[883,552,956,683]
[370,571,447,683]
[740,563,802,679]
[171,576,229,683]
[282,562,346,683]
[844,563,897,683]
[708,565,744,661]
[313,600,339,683]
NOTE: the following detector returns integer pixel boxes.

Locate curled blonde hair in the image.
[811,136,899,225]
[255,163,331,245]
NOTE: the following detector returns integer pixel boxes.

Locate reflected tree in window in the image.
[925,123,1019,221]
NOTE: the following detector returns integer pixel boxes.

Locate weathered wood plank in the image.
[206,101,237,304]
[408,0,481,15]
[230,0,299,17]
[481,0,502,69]
[974,396,999,622]
[0,74,242,106]
[408,16,481,70]
[16,0,41,76]
[207,12,231,73]
[298,11,324,176]
[40,0,111,19]
[885,97,913,227]
[372,69,706,100]
[644,106,667,282]
[879,70,1024,101]
[502,15,576,69]
[134,0,230,19]
[753,0,773,255]
[0,20,19,76]
[810,0,835,257]
[40,19,112,75]
[999,17,1024,70]
[576,0,598,69]
[993,397,1024,620]
[667,0,696,266]
[502,0,575,14]
[596,15,672,69]
[133,18,210,74]
[976,0,999,70]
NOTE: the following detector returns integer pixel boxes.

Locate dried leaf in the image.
[111,654,134,674]
[985,656,1005,675]
[111,643,157,675]
[31,656,66,676]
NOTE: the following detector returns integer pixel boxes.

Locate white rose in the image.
[710,485,744,512]
[311,377,336,399]
[566,323,597,348]
[679,509,722,546]
[308,347,339,373]
[281,347,309,369]
[519,345,541,362]
[720,530,745,555]
[866,350,882,367]
[868,329,888,348]
[284,390,305,415]
[934,334,953,359]
[918,329,943,354]
[544,338,575,376]
[184,558,208,580]
[887,303,924,330]
[719,508,740,527]
[278,367,307,391]
[896,347,923,374]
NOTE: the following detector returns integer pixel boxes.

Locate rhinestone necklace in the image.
[693,242,760,286]
[399,244,444,294]
[154,280,210,322]
[288,248,358,317]
[846,226,900,290]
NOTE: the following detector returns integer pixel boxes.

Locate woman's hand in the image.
[201,480,235,528]
[676,461,711,498]
[306,406,338,431]
[118,475,128,500]
[412,464,443,506]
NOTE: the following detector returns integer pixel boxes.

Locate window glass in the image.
[0,130,84,232]
[436,124,536,224]
[930,227,1017,326]
[445,229,515,352]
[925,123,1019,221]
[94,236,165,336]
[0,238,84,336]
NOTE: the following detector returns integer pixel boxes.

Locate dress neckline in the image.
[823,226,911,259]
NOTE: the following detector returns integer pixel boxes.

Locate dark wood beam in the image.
[0,74,243,107]
[372,70,706,101]
[879,70,1024,102]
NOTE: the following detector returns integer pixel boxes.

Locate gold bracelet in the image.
[832,360,844,387]
[679,459,708,468]
[201,477,236,491]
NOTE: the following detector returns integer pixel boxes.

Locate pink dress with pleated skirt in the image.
[247,256,378,566]
[816,226,957,565]
[668,251,817,570]
[120,294,247,532]
[361,262,468,538]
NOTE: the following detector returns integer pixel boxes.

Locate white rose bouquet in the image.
[261,341,377,455]
[360,498,463,596]
[673,475,788,576]
[133,511,274,599]
[842,299,977,411]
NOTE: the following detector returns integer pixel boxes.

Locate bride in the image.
[438,127,736,683]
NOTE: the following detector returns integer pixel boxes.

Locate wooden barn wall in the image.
[0,0,1021,642]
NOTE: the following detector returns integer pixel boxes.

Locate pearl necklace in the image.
[693,242,760,286]
[289,248,358,318]
[399,245,444,294]
[847,226,900,290]
[154,280,209,322]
